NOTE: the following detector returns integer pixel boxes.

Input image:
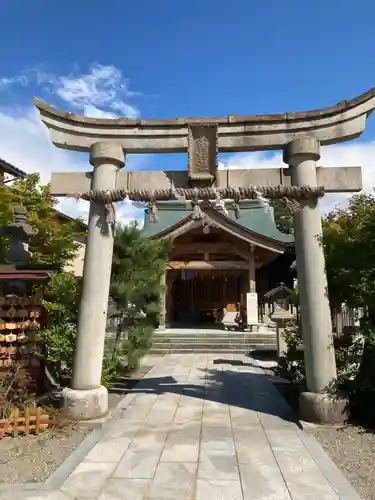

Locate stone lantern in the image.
[0,205,37,266]
[264,282,295,357]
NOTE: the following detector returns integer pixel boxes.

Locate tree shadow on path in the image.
[122,357,301,427]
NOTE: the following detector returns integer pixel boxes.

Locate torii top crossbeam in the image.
[34,87,375,154]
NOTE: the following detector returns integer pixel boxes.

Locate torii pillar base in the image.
[299,392,349,425]
[62,386,108,422]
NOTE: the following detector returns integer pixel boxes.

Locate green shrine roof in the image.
[141,200,294,246]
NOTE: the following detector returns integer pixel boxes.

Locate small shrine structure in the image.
[142,199,294,330]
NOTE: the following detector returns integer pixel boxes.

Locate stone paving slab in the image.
[0,353,362,499]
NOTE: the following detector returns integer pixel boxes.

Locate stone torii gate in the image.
[34,88,375,423]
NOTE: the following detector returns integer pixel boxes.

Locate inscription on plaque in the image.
[188,124,217,186]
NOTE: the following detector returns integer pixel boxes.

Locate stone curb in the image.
[297,429,362,500]
[0,357,164,495]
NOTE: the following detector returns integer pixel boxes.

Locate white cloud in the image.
[0,63,145,223]
[2,64,140,119]
[0,75,28,87]
[0,106,144,225]
[39,64,140,119]
[81,105,118,119]
[219,140,375,213]
[117,200,145,228]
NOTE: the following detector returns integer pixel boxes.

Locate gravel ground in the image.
[308,425,375,500]
[0,424,92,483]
[0,362,155,484]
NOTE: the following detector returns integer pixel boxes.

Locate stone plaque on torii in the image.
[34,87,375,423]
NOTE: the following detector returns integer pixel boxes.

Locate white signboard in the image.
[246,292,258,326]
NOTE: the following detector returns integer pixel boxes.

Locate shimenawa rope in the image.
[73,185,325,223]
[74,185,324,203]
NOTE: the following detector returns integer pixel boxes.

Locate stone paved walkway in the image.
[11,354,360,500]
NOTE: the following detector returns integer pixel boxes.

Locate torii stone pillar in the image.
[284,138,345,423]
[63,142,124,420]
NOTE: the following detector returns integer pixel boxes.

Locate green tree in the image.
[111,222,172,320]
[0,173,84,269]
[322,194,375,425]
[110,222,172,369]
[270,200,294,234]
[323,193,375,314]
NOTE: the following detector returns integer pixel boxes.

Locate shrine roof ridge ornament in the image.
[34,86,375,153]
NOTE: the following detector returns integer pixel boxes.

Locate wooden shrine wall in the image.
[170,270,243,321]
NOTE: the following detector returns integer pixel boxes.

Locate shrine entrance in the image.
[168,269,243,325]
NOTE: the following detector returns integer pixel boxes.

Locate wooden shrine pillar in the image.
[248,244,256,293]
[158,269,167,331]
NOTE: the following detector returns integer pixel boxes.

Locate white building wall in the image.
[64,241,86,277]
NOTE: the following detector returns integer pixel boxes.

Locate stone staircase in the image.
[150,326,277,354]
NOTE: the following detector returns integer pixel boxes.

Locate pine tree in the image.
[111,222,172,317]
[110,222,172,369]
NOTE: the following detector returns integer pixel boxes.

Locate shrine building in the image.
[142,198,295,329]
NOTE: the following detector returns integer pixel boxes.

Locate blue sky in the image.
[1,0,375,221]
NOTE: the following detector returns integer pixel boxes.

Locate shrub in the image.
[348,326,375,426]
[274,322,305,384]
[126,324,154,371]
[41,272,80,385]
[276,321,375,427]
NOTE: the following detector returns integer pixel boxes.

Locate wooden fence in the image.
[258,300,365,334]
[332,305,366,333]
[0,406,50,439]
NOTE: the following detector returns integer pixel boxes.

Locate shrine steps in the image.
[150,329,277,354]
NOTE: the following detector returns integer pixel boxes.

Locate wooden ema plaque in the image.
[0,292,45,391]
[0,269,50,393]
